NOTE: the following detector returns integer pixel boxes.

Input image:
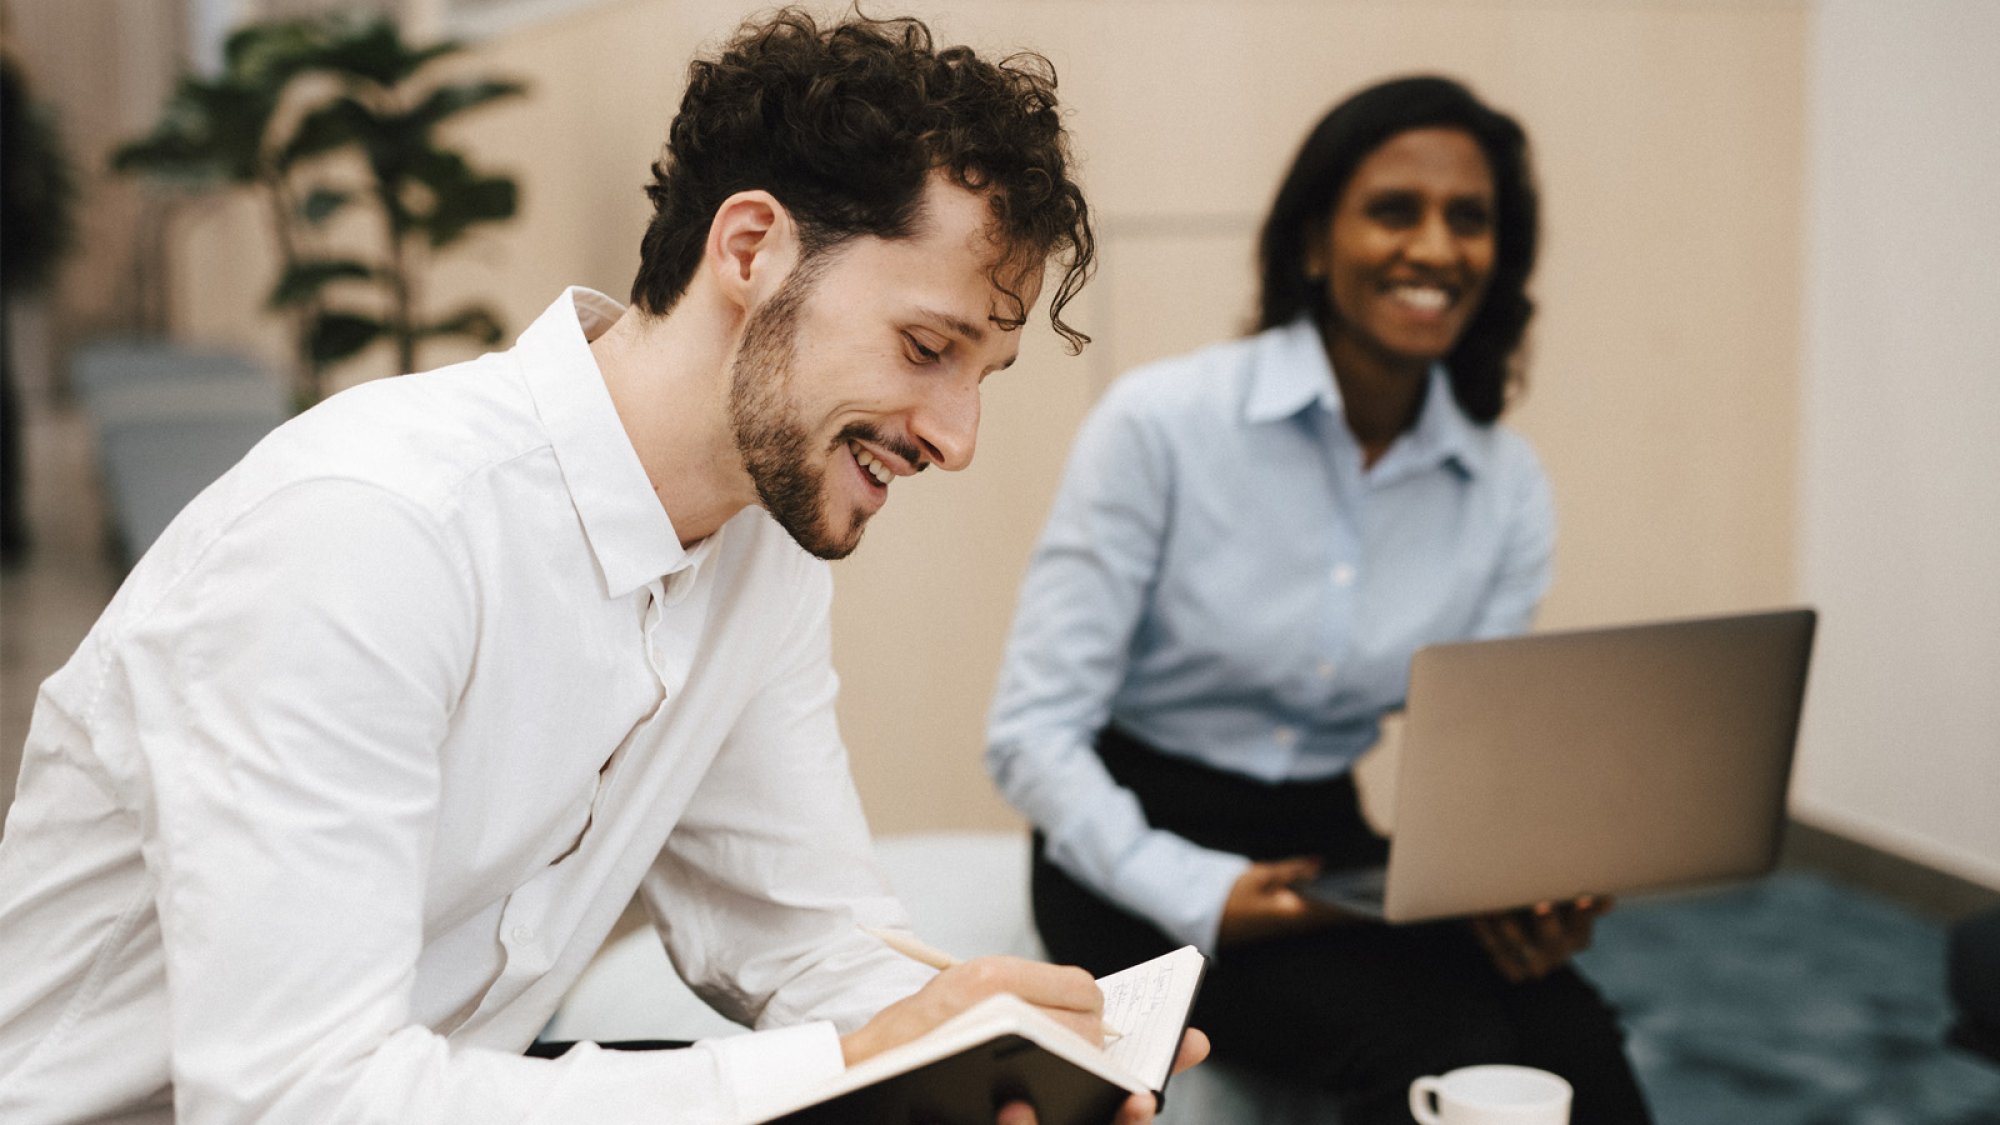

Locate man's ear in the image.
[704,190,800,315]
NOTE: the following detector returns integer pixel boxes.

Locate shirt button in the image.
[1331,563,1357,587]
[511,925,534,943]
[1273,726,1298,748]
[1316,661,1337,681]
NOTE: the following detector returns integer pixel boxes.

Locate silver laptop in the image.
[1302,608,1817,923]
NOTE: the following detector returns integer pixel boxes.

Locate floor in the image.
[1580,873,2000,1124]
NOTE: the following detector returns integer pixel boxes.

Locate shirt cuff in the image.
[535,1023,845,1125]
[1104,832,1250,956]
[710,1022,847,1121]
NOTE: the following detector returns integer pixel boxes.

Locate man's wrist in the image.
[838,1024,881,1067]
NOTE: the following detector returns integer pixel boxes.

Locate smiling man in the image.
[597,171,1023,563]
[0,11,1203,1124]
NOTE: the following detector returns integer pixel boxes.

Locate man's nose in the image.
[912,378,980,472]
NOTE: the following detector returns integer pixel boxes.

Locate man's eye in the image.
[904,335,942,364]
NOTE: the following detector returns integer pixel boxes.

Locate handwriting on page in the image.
[1097,946,1203,1087]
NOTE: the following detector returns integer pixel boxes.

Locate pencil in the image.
[863,926,962,969]
[861,926,1126,1042]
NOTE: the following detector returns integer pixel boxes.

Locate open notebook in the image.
[754,945,1207,1125]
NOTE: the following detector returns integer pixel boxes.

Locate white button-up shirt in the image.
[0,289,933,1124]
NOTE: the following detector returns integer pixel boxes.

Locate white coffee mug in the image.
[1408,1064,1573,1124]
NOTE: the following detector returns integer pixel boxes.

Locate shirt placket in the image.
[476,573,705,1027]
[1305,417,1364,766]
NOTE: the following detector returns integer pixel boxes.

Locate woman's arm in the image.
[1466,437,1556,640]
[984,386,1250,955]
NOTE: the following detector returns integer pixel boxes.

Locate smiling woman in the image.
[985,76,1655,1125]
[1313,126,1499,464]
[1258,76,1539,428]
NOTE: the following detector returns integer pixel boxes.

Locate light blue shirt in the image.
[985,318,1554,952]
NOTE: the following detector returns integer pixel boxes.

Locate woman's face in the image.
[1312,126,1498,371]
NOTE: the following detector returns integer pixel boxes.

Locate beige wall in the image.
[148,0,1811,838]
[2,0,186,348]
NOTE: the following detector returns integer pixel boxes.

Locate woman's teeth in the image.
[854,444,892,486]
[1391,284,1450,312]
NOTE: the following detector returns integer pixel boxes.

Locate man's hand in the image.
[1469,895,1613,983]
[846,959,1213,1125]
[1217,856,1352,947]
[841,956,1106,1067]
[996,1029,1211,1125]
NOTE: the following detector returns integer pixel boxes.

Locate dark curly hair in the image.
[631,8,1095,351]
[1256,75,1538,422]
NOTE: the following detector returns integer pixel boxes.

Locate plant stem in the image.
[263,171,324,408]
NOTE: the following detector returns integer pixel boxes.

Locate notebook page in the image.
[1096,945,1206,1089]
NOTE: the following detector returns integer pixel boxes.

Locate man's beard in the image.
[726,267,871,561]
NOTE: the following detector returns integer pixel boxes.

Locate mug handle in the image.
[1409,1076,1445,1124]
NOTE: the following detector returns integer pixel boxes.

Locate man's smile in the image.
[851,441,894,487]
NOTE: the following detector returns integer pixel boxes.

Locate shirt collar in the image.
[1395,365,1486,479]
[1243,317,1341,423]
[1244,316,1486,478]
[516,287,698,599]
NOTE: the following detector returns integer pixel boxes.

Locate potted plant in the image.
[114,15,525,409]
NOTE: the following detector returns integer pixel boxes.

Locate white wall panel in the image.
[1795,0,2000,886]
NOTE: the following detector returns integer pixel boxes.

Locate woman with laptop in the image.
[986,77,1652,1124]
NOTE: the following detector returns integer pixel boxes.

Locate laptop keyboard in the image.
[1301,865,1388,913]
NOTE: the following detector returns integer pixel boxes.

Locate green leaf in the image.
[109,134,227,186]
[431,175,516,247]
[399,150,517,247]
[222,19,331,90]
[111,75,276,184]
[405,79,528,133]
[281,96,370,166]
[415,305,505,345]
[310,17,463,89]
[269,259,375,308]
[308,311,387,366]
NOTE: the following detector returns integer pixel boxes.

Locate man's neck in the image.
[589,296,753,547]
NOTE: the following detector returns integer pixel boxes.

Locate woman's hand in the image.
[997,1029,1211,1125]
[1469,895,1613,983]
[1217,856,1352,947]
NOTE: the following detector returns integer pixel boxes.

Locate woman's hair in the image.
[632,8,1095,351]
[1255,75,1538,422]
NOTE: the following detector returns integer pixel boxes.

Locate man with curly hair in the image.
[0,10,1197,1123]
